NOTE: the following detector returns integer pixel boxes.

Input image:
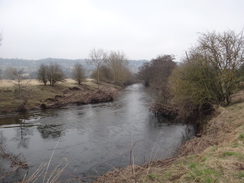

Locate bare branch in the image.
[87,48,106,88]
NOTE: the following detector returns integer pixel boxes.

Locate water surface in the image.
[0,84,194,182]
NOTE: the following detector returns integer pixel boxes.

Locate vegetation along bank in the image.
[0,48,135,113]
[94,30,244,182]
[0,30,244,182]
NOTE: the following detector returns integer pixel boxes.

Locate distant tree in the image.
[6,68,32,111]
[137,55,176,102]
[170,30,244,106]
[37,63,65,86]
[87,48,106,88]
[121,66,135,85]
[46,63,65,86]
[12,68,25,92]
[15,80,32,112]
[105,50,132,85]
[91,65,113,83]
[72,63,85,85]
[29,71,37,79]
[138,55,176,88]
[3,67,16,79]
[37,64,48,85]
[137,62,151,86]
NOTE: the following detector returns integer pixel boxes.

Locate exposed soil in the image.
[41,85,118,110]
[0,82,119,113]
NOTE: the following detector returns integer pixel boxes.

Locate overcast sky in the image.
[0,0,243,61]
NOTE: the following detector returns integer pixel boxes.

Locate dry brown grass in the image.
[231,89,244,104]
[0,78,117,113]
[0,79,94,88]
[0,79,40,88]
[93,95,244,183]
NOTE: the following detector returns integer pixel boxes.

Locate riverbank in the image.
[0,79,120,113]
[93,92,244,182]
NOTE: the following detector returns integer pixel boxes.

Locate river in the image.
[0,83,194,182]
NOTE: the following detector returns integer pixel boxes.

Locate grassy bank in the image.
[0,79,119,113]
[94,94,244,182]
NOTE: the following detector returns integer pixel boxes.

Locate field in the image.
[0,79,40,87]
[0,79,96,88]
[0,79,117,113]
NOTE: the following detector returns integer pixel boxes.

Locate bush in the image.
[37,63,65,86]
[170,30,244,107]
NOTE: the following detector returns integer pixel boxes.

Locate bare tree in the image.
[37,63,65,86]
[87,48,106,88]
[137,62,152,86]
[3,67,16,79]
[72,62,85,85]
[46,63,65,86]
[16,81,32,112]
[170,30,244,107]
[138,55,176,88]
[9,68,32,111]
[91,65,113,82]
[12,68,25,92]
[105,50,131,85]
[197,30,244,105]
[37,64,48,85]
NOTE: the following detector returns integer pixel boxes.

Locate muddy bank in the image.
[41,85,118,109]
[150,101,216,136]
[0,83,119,113]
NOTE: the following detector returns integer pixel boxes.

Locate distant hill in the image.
[0,58,148,79]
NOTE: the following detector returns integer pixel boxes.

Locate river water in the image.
[0,83,194,182]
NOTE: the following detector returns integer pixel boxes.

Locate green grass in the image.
[186,165,220,183]
[238,171,244,179]
[223,151,237,156]
[147,173,158,181]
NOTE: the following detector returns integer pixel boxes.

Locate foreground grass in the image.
[94,99,244,182]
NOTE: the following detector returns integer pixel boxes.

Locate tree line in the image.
[88,48,134,87]
[2,30,244,110]
[0,48,135,87]
[138,30,244,118]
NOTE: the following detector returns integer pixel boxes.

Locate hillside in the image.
[0,58,148,78]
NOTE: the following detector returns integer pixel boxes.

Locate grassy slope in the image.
[0,80,69,112]
[0,79,118,112]
[94,95,244,183]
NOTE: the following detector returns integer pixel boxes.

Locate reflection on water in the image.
[0,83,194,182]
[13,124,33,149]
[37,125,64,139]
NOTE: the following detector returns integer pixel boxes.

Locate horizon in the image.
[0,0,244,61]
[0,57,150,61]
